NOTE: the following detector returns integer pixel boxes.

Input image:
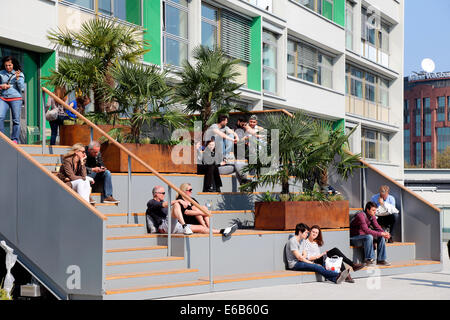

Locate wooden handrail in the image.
[42,87,211,217]
[277,109,441,213]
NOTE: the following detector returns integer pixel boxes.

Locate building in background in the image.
[404,72,450,168]
[0,0,405,181]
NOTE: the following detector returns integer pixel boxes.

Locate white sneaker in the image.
[183,224,193,235]
[222,223,238,237]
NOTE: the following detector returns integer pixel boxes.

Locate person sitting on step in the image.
[285,223,350,284]
[172,183,237,236]
[350,201,391,266]
[371,185,399,243]
[196,139,223,192]
[57,143,95,204]
[304,225,364,283]
[85,140,119,204]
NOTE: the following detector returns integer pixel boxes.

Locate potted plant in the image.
[98,62,194,173]
[44,18,149,145]
[241,112,363,230]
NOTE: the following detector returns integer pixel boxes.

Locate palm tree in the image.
[241,111,363,195]
[173,46,246,131]
[45,18,149,114]
[103,62,186,144]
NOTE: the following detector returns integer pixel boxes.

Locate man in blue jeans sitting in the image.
[350,201,391,266]
[285,223,349,284]
[85,140,119,204]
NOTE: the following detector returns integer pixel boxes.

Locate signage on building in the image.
[409,72,450,82]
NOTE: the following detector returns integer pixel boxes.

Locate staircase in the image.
[2,143,439,300]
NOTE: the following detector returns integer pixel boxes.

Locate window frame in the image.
[163,0,189,67]
[361,128,390,162]
[262,30,279,94]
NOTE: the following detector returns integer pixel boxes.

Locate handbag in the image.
[45,107,59,121]
[324,255,343,272]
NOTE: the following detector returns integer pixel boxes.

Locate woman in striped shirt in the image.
[304,225,365,283]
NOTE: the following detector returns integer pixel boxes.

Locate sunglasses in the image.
[77,150,86,154]
[156,192,166,195]
[186,189,193,192]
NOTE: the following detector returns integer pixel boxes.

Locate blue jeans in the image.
[0,99,22,142]
[292,261,339,283]
[88,169,113,198]
[49,115,69,145]
[350,234,387,262]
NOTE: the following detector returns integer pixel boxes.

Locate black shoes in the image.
[336,268,350,284]
[222,223,238,237]
[377,260,391,266]
[352,263,365,272]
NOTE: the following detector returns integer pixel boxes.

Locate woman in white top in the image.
[304,225,365,283]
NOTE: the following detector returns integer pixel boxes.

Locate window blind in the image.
[220,10,252,63]
[298,43,318,70]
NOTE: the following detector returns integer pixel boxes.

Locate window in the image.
[345,1,354,50]
[163,0,188,67]
[295,0,334,20]
[404,129,410,166]
[263,30,278,94]
[404,100,410,124]
[288,39,334,89]
[448,96,450,121]
[438,97,446,122]
[66,0,142,25]
[361,8,390,67]
[415,143,421,166]
[346,65,390,105]
[424,142,432,167]
[201,4,252,63]
[437,127,450,153]
[415,99,421,137]
[361,128,389,162]
[424,98,431,137]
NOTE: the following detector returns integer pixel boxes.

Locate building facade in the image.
[404,72,450,168]
[0,0,404,181]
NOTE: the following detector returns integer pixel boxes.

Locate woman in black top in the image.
[196,140,224,192]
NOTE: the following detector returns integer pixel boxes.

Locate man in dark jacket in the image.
[85,141,119,203]
[350,201,391,266]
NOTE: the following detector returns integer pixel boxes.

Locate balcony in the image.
[346,95,390,123]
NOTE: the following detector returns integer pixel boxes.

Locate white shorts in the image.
[158,217,184,234]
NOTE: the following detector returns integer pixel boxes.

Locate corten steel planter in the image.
[254,200,350,230]
[59,124,130,146]
[100,142,197,173]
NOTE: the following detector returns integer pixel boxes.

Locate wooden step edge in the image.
[350,242,416,249]
[106,211,253,217]
[106,256,184,266]
[40,163,61,166]
[105,268,199,281]
[196,192,302,195]
[199,270,314,284]
[358,260,441,270]
[106,224,145,229]
[95,202,119,207]
[106,228,350,240]
[104,280,210,295]
[19,144,69,148]
[349,208,363,211]
[29,154,62,157]
[105,213,145,217]
[106,246,167,253]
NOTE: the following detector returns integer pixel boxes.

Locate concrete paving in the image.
[163,242,450,300]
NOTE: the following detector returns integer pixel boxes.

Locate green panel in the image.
[323,0,333,20]
[143,0,161,65]
[333,0,345,27]
[332,118,345,132]
[247,16,261,92]
[126,0,141,25]
[23,52,39,144]
[40,52,56,134]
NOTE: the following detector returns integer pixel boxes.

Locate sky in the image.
[404,0,450,76]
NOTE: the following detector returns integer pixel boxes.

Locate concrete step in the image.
[102,260,442,300]
[106,224,147,236]
[29,154,62,164]
[93,202,121,213]
[105,234,168,249]
[105,245,168,261]
[19,144,70,155]
[351,242,416,264]
[105,268,200,290]
[105,256,187,274]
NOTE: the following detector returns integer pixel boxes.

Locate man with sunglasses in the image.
[146,185,193,235]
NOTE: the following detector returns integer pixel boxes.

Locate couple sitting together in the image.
[146,183,237,237]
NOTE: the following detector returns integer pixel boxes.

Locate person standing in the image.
[0,56,25,144]
[46,86,70,145]
[196,140,223,192]
[84,140,119,204]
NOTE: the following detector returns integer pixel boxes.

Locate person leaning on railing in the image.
[0,56,25,144]
[46,86,70,146]
[57,143,95,204]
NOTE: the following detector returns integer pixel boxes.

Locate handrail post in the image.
[167,186,172,256]
[400,190,404,242]
[127,155,132,224]
[207,200,213,288]
[41,91,47,154]
[90,127,94,143]
[361,167,366,209]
